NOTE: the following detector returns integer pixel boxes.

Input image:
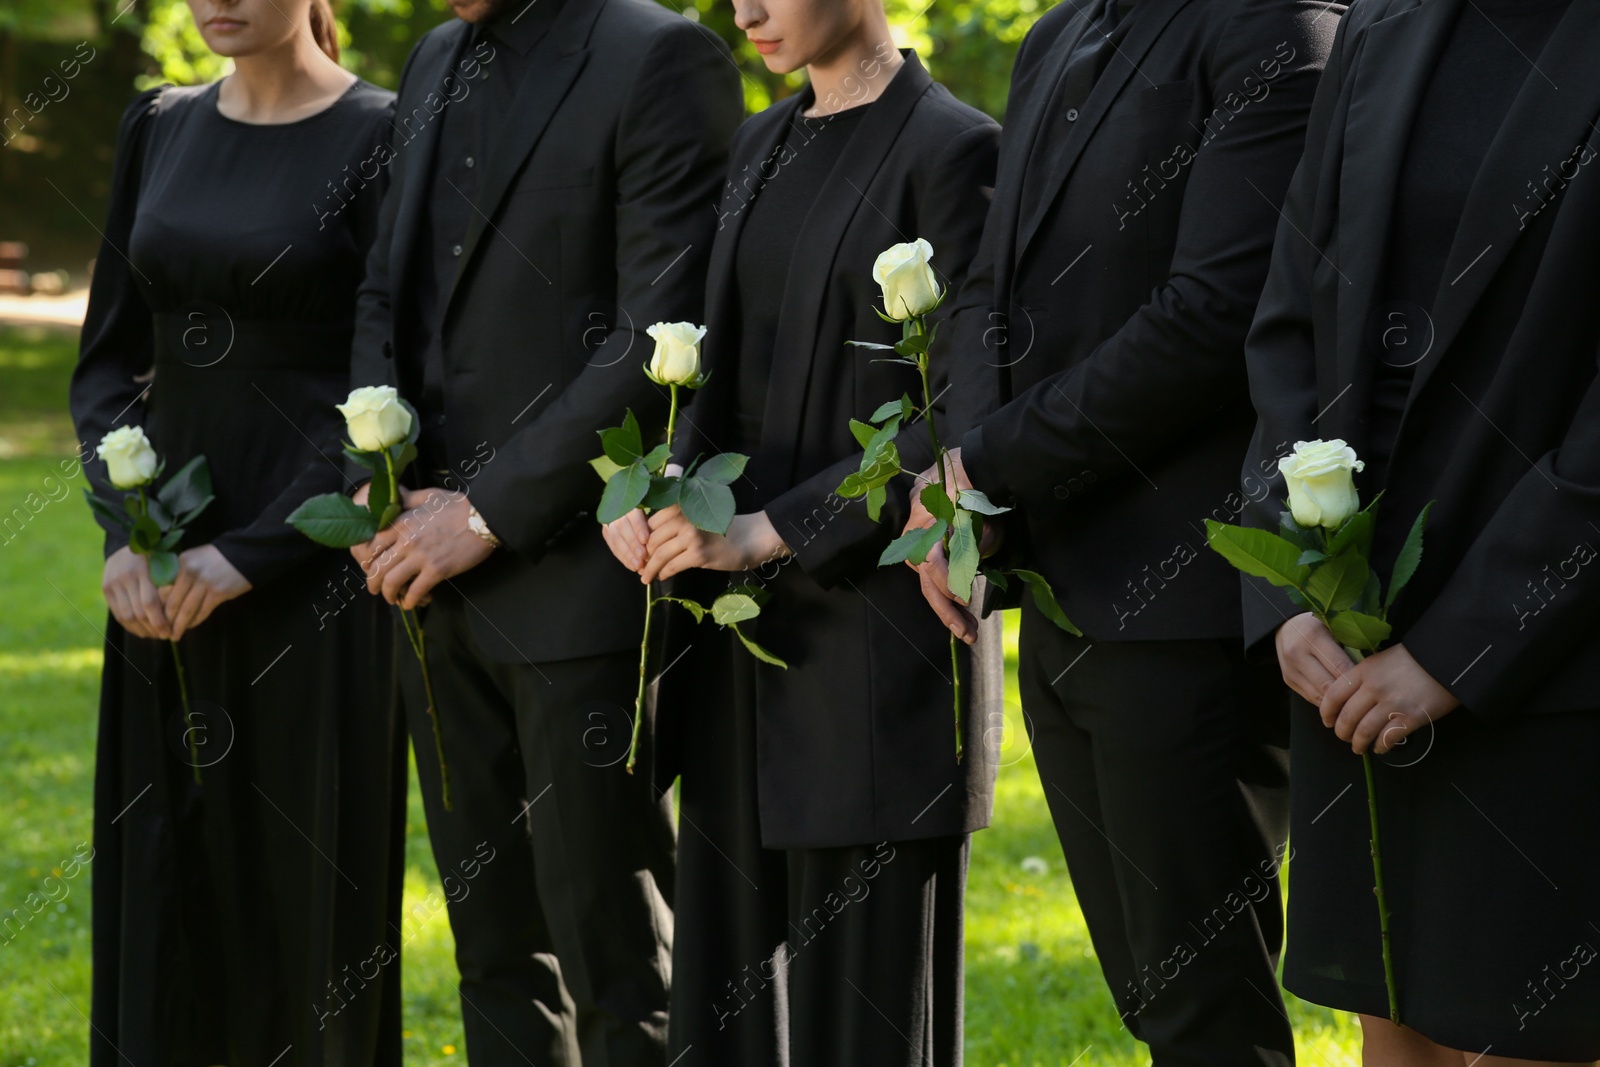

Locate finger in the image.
[110,590,147,639]
[645,516,692,557]
[1346,698,1392,754]
[1333,685,1381,747]
[1371,709,1418,757]
[920,542,967,607]
[365,535,405,595]
[1285,648,1338,705]
[625,508,651,547]
[168,581,207,641]
[183,590,224,635]
[402,566,441,612]
[920,566,979,644]
[1317,660,1362,728]
[602,524,637,571]
[640,533,692,584]
[380,553,426,606]
[655,542,706,582]
[136,577,170,641]
[646,505,684,531]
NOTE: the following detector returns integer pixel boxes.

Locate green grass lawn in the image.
[0,323,1361,1065]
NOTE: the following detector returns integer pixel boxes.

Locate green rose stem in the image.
[1346,645,1399,1025]
[138,486,202,784]
[907,313,964,762]
[627,382,680,776]
[383,450,452,812]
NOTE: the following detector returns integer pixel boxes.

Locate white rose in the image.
[337,386,412,452]
[646,322,706,386]
[96,425,158,490]
[873,238,941,321]
[1279,439,1366,529]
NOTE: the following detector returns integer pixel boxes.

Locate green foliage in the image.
[286,490,379,547]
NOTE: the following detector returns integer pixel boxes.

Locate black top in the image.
[731,103,869,455]
[1368,0,1570,488]
[412,0,565,475]
[72,79,395,583]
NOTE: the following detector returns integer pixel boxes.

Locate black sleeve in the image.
[960,0,1345,511]
[1237,2,1362,655]
[763,116,1002,588]
[68,87,164,558]
[467,21,743,558]
[211,98,398,585]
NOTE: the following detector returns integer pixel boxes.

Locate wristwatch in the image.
[467,504,502,548]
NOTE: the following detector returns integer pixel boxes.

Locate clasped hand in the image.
[1274,611,1460,755]
[603,506,789,583]
[102,544,251,641]
[350,485,496,610]
[899,447,1002,646]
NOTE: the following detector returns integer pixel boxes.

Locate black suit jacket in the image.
[349,0,742,663]
[946,0,1342,640]
[662,55,1003,848]
[1242,0,1600,720]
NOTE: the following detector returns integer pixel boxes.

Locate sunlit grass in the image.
[0,324,1363,1065]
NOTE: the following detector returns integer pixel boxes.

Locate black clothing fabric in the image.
[1366,0,1568,492]
[731,104,868,455]
[1017,609,1294,1065]
[70,83,405,1066]
[1241,0,1600,1055]
[349,0,742,664]
[395,593,675,1067]
[668,631,967,1067]
[947,0,1343,641]
[663,53,1003,849]
[411,1,561,474]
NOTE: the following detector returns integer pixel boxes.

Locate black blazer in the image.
[1241,0,1600,720]
[946,0,1342,640]
[349,0,742,663]
[662,55,1003,848]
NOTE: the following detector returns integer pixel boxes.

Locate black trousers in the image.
[668,634,966,1067]
[397,591,676,1067]
[1018,603,1294,1066]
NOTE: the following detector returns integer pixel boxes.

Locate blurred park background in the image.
[1,0,1364,1063]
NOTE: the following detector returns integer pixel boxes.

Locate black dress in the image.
[70,81,406,1066]
[1280,1,1600,1058]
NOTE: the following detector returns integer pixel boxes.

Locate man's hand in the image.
[160,545,252,639]
[901,448,1001,646]
[1274,611,1354,705]
[361,487,496,610]
[602,508,652,573]
[1317,643,1459,755]
[637,507,789,584]
[102,546,170,640]
[915,539,980,645]
[902,449,974,540]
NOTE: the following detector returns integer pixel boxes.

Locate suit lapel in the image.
[1331,0,1457,397]
[754,54,933,489]
[443,0,604,314]
[1405,0,1600,405]
[1014,0,1193,262]
[389,22,468,312]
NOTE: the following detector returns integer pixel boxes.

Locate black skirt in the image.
[1283,698,1600,1060]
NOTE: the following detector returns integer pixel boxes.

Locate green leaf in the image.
[400,398,423,445]
[84,490,132,531]
[378,502,402,530]
[1296,549,1328,566]
[711,592,762,626]
[836,471,869,499]
[1386,500,1435,610]
[879,521,947,567]
[641,443,674,474]
[948,511,981,602]
[343,444,378,470]
[846,340,896,351]
[147,550,180,587]
[1286,586,1313,611]
[1306,552,1369,614]
[894,332,931,357]
[128,515,161,553]
[642,475,681,512]
[597,460,652,524]
[656,595,706,624]
[1203,520,1311,590]
[287,492,381,548]
[696,452,748,486]
[367,462,393,523]
[1360,569,1383,616]
[983,569,1010,592]
[866,484,886,523]
[920,483,956,524]
[600,409,645,466]
[390,441,418,475]
[958,488,1011,516]
[850,419,878,449]
[145,497,173,528]
[678,475,736,535]
[590,454,626,483]
[869,396,914,424]
[1011,569,1082,636]
[156,455,213,516]
[1326,509,1375,560]
[730,624,788,668]
[157,528,184,551]
[1327,610,1392,653]
[1277,512,1320,552]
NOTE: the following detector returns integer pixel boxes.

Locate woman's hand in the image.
[1318,643,1459,755]
[602,508,653,573]
[160,544,253,640]
[1274,612,1354,704]
[638,507,790,583]
[102,546,170,640]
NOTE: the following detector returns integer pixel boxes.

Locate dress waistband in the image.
[151,310,352,372]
